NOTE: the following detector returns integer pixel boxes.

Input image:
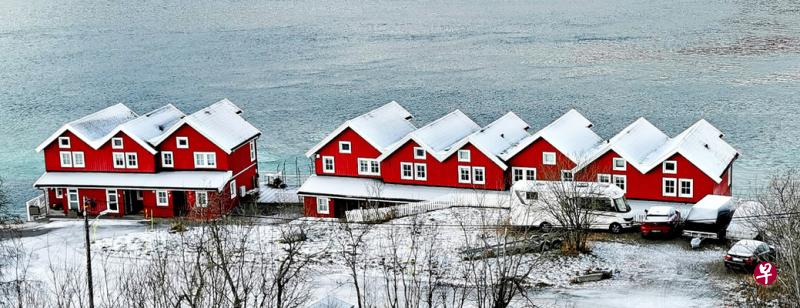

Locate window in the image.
[322,156,335,173]
[472,167,486,184]
[113,152,126,168]
[662,178,677,197]
[543,152,556,165]
[162,151,174,168]
[663,161,677,174]
[72,152,85,168]
[458,150,471,162]
[613,158,627,171]
[67,189,79,210]
[111,137,124,149]
[400,162,413,180]
[156,191,169,206]
[414,163,427,181]
[58,137,70,148]
[176,137,189,148]
[613,175,627,192]
[196,191,208,207]
[136,190,143,200]
[316,197,330,214]
[598,174,611,183]
[414,147,426,159]
[193,152,217,168]
[126,153,138,168]
[339,141,351,154]
[357,158,380,176]
[106,190,119,213]
[55,188,63,198]
[679,179,693,198]
[458,166,471,183]
[249,141,256,162]
[561,170,574,182]
[230,180,237,199]
[59,152,72,167]
[525,192,539,201]
[512,167,536,183]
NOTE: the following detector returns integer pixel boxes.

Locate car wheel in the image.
[610,223,623,234]
[540,222,553,233]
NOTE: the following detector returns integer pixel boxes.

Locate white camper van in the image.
[509,180,635,234]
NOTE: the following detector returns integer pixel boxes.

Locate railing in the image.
[261,172,310,189]
[26,194,47,222]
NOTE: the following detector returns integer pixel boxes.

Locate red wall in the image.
[575,151,730,203]
[303,196,335,218]
[230,139,257,175]
[156,124,229,171]
[381,141,507,190]
[43,130,156,173]
[312,128,382,178]
[505,138,576,181]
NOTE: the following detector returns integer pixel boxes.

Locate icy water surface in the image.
[1,0,800,213]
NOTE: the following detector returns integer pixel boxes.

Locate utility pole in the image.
[84,208,95,308]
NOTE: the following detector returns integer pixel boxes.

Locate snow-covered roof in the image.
[685,195,733,221]
[510,180,625,199]
[123,104,185,144]
[437,112,531,170]
[151,99,261,153]
[378,109,481,162]
[305,101,416,157]
[33,171,232,190]
[500,109,604,163]
[36,103,139,152]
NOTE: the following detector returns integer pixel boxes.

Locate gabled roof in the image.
[36,103,139,152]
[500,109,604,163]
[377,109,481,162]
[151,99,261,154]
[304,101,416,157]
[99,104,186,154]
[441,112,531,170]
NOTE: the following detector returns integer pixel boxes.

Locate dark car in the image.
[724,240,775,271]
[640,206,681,238]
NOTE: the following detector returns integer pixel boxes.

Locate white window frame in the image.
[55,188,63,198]
[597,174,611,183]
[339,141,352,154]
[679,179,694,198]
[111,137,124,149]
[161,151,174,168]
[613,158,627,171]
[316,197,330,214]
[196,191,208,207]
[322,156,335,173]
[112,152,126,168]
[58,137,70,148]
[414,163,427,181]
[72,152,85,168]
[511,167,537,183]
[663,160,677,174]
[59,151,72,168]
[126,152,139,169]
[357,158,380,176]
[561,170,574,182]
[472,167,486,185]
[156,190,169,206]
[662,178,677,197]
[458,150,471,162]
[106,189,119,213]
[400,162,413,180]
[413,147,426,160]
[542,152,556,166]
[230,180,237,199]
[613,175,627,192]
[193,152,217,168]
[176,137,189,149]
[249,141,256,162]
[458,166,471,184]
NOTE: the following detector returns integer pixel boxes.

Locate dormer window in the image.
[414,147,426,160]
[458,150,471,162]
[58,137,70,149]
[339,141,351,154]
[613,158,627,171]
[111,137,124,149]
[176,137,189,149]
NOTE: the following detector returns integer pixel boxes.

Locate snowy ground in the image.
[10,207,740,307]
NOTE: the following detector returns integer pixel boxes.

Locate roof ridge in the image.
[67,103,136,126]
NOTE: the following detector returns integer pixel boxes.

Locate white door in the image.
[106,189,119,213]
[67,189,79,210]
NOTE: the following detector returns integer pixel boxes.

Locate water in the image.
[2,0,799,215]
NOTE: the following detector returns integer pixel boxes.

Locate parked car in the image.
[726,200,766,241]
[509,180,635,234]
[724,240,775,271]
[640,206,681,238]
[683,195,734,240]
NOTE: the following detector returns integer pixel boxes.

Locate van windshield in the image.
[614,198,631,213]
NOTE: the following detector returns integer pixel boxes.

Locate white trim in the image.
[113,152,126,168]
[679,179,693,198]
[156,190,169,206]
[125,152,139,169]
[67,188,79,210]
[612,175,627,192]
[357,158,380,176]
[414,163,427,181]
[193,152,217,168]
[111,137,124,149]
[176,136,189,149]
[400,162,413,180]
[511,167,536,183]
[249,141,256,162]
[662,178,677,197]
[316,197,330,214]
[72,152,85,168]
[196,191,208,207]
[613,158,627,171]
[472,167,486,185]
[136,190,143,200]
[106,189,119,213]
[597,174,611,183]
[322,156,335,173]
[161,151,174,168]
[458,166,471,183]
[457,150,471,162]
[561,170,573,182]
[339,141,352,154]
[230,179,237,199]
[662,160,677,174]
[542,152,556,166]
[55,188,63,198]
[58,137,71,149]
[414,147,426,160]
[59,151,73,168]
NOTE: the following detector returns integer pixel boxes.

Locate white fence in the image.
[26,193,47,222]
[345,200,506,223]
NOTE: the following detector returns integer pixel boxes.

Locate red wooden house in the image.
[33,99,261,218]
